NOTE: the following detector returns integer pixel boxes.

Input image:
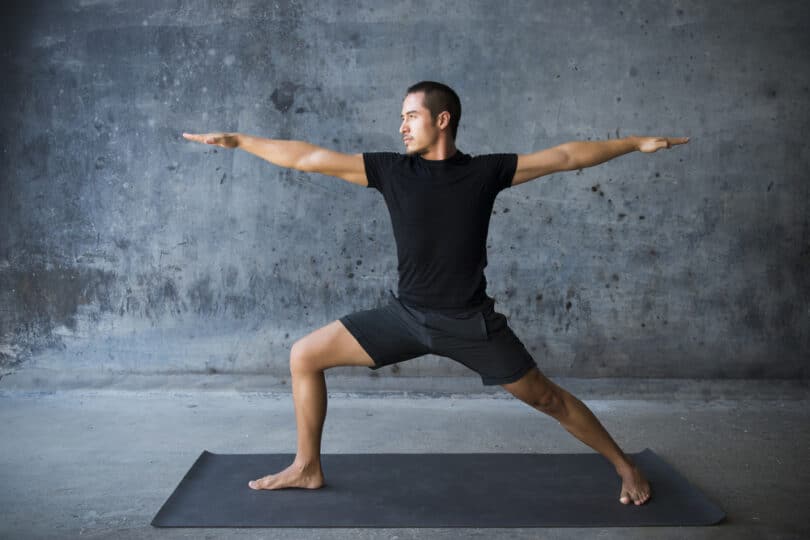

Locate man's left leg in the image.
[501,367,651,505]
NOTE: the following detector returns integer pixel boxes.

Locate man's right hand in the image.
[182,132,240,149]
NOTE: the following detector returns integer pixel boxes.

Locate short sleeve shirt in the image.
[363,150,518,312]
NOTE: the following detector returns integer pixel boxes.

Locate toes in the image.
[621,489,650,505]
[248,476,270,490]
[632,491,651,505]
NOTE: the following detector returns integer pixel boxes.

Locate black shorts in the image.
[339,291,537,386]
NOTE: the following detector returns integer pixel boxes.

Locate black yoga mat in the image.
[152,449,724,528]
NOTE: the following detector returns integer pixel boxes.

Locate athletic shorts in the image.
[339,291,537,386]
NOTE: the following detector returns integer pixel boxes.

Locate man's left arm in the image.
[510,136,690,187]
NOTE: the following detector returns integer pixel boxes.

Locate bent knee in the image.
[528,387,563,413]
[506,373,566,415]
[289,338,318,374]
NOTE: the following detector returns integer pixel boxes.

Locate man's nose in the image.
[399,121,408,133]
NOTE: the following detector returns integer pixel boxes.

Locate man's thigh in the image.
[339,300,430,370]
[293,320,378,371]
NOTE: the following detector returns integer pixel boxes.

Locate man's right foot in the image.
[248,461,324,490]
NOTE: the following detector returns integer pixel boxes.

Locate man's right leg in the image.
[248,320,375,490]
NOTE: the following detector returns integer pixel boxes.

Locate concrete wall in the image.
[1,0,808,387]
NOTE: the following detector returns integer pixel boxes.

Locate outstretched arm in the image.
[182,132,368,186]
[511,135,689,187]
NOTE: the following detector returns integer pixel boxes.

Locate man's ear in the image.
[437,111,451,130]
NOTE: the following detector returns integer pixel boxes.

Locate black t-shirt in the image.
[363,150,518,313]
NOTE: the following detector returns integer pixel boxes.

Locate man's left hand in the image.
[636,136,690,153]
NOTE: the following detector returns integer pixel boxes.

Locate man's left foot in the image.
[618,463,651,505]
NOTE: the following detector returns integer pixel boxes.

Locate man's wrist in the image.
[625,136,641,152]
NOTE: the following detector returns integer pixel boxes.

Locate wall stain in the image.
[0,265,116,371]
[271,81,301,113]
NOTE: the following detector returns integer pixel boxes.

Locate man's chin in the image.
[404,146,425,156]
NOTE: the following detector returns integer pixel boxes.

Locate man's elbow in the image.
[555,144,579,172]
[295,149,324,173]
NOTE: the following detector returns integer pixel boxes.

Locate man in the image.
[183,80,688,506]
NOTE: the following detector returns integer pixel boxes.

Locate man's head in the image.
[400,81,461,155]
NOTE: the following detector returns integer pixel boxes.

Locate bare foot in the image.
[618,463,651,505]
[248,460,324,490]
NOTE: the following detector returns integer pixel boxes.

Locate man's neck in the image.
[419,140,457,161]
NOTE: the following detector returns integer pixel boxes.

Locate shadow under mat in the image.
[152,449,724,528]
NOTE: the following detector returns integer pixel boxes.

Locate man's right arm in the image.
[182,132,368,186]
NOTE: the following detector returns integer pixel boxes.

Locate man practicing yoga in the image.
[183,80,688,506]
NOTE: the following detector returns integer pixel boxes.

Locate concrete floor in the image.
[1,377,808,539]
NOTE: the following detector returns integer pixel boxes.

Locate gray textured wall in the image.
[1,0,808,386]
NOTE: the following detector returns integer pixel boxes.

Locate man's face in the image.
[400,92,439,155]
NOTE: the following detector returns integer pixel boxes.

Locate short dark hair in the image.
[406,81,461,141]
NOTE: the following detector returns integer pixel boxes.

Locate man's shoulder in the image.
[468,151,517,159]
[466,152,518,173]
[363,151,406,159]
[362,151,410,168]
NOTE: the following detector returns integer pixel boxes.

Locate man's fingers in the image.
[183,132,228,146]
[638,136,690,152]
[659,137,689,150]
[182,132,210,143]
